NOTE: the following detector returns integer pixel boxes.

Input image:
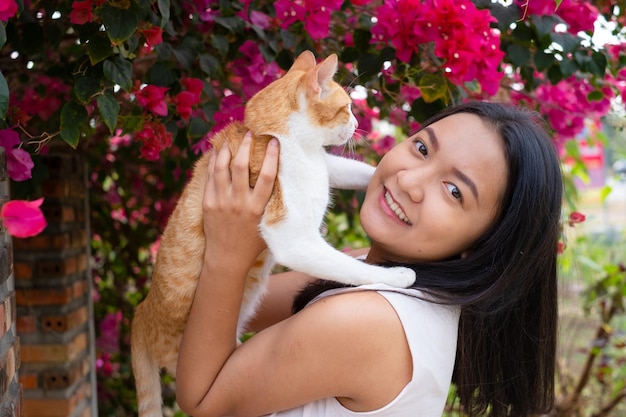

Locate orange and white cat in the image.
[131,50,416,417]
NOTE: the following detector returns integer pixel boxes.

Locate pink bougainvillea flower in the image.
[557,241,566,254]
[0,128,34,181]
[135,84,169,117]
[568,211,586,226]
[1,198,47,238]
[141,26,163,47]
[0,0,17,21]
[181,77,204,102]
[135,120,173,160]
[175,91,197,120]
[69,0,93,25]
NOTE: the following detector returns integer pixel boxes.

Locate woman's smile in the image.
[381,188,411,225]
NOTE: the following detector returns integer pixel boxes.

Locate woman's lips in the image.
[380,188,411,225]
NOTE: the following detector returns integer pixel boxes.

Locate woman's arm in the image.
[175,133,280,411]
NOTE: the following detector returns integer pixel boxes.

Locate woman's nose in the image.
[397,169,424,203]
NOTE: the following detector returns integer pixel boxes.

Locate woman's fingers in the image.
[252,138,279,205]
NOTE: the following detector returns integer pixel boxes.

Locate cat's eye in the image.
[446,183,462,200]
[415,140,427,156]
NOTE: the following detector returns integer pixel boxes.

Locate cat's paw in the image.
[382,266,416,288]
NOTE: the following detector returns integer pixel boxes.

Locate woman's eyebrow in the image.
[424,125,479,202]
[454,167,479,203]
[423,127,439,151]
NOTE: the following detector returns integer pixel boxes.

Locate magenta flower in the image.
[0,0,18,21]
[175,91,197,120]
[135,85,169,117]
[141,26,163,47]
[0,129,34,181]
[181,77,204,102]
[69,0,93,25]
[135,120,173,161]
[1,198,47,238]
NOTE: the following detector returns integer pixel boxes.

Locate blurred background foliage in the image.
[1,0,626,415]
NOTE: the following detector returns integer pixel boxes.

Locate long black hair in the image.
[293,101,563,417]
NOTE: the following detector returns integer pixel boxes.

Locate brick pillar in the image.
[0,147,21,416]
[13,151,98,417]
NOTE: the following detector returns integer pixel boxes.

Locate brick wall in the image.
[0,147,21,416]
[13,151,98,417]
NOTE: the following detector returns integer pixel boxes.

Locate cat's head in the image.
[245,51,357,149]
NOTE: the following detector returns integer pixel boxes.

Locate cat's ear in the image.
[290,50,317,73]
[309,54,338,98]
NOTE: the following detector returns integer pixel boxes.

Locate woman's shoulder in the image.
[296,288,414,411]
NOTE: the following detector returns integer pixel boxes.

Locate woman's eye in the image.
[446,183,462,200]
[415,140,427,156]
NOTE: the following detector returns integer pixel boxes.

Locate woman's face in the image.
[361,113,508,264]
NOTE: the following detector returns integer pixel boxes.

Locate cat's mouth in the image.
[384,189,412,225]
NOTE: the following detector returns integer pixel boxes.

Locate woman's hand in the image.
[202,132,279,270]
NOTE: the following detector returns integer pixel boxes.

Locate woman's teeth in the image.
[384,191,411,224]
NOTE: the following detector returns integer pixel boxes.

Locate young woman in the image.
[175,101,563,417]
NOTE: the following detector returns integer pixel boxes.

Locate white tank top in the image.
[265,283,461,417]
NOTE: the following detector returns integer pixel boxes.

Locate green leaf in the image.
[101,3,139,43]
[547,65,563,84]
[60,102,88,148]
[198,53,221,78]
[188,118,209,139]
[550,32,581,53]
[104,56,133,92]
[211,34,230,57]
[356,53,382,80]
[512,22,535,42]
[533,50,553,71]
[0,23,6,49]
[589,51,607,76]
[532,15,563,38]
[213,16,244,33]
[554,0,563,10]
[74,76,101,104]
[587,90,604,102]
[158,0,171,27]
[0,71,8,120]
[507,44,531,66]
[97,92,120,134]
[353,29,371,52]
[87,32,113,65]
[418,74,448,103]
[410,98,445,123]
[559,59,577,78]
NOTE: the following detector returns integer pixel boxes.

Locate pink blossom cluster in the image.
[273,0,344,40]
[231,41,282,98]
[515,0,599,34]
[132,78,203,159]
[135,120,173,161]
[371,0,504,95]
[514,76,613,142]
[11,75,71,121]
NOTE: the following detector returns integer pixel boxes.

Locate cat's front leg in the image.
[325,153,375,190]
[263,226,416,288]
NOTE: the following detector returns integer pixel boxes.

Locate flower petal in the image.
[1,198,47,238]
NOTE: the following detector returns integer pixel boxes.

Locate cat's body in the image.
[131,51,416,417]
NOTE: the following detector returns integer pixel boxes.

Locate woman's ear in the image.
[460,251,470,259]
